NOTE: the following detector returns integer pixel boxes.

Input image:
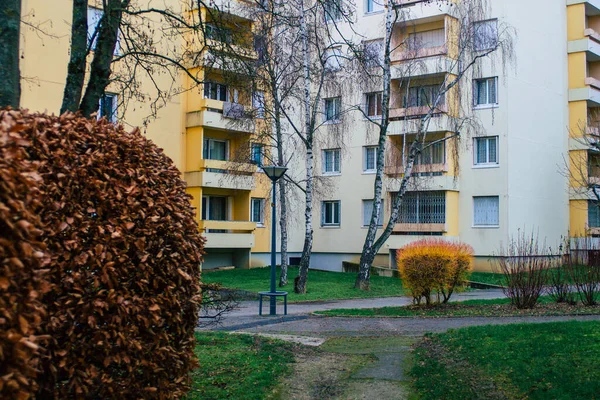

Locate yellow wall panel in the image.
[570,199,588,236]
[567,4,586,41]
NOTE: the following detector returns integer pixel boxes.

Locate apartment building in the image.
[19,0,597,272]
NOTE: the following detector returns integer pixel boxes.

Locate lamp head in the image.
[262,165,288,182]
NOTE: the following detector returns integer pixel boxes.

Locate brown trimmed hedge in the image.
[0,109,204,399]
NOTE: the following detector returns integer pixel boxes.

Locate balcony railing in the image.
[384,163,447,177]
[199,220,256,233]
[392,45,448,63]
[389,103,448,120]
[185,159,256,190]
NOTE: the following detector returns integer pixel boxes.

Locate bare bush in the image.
[566,237,600,306]
[494,232,551,309]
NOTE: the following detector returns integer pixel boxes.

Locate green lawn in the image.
[187,332,296,399]
[202,266,405,302]
[411,321,600,399]
[315,296,600,318]
[469,271,504,286]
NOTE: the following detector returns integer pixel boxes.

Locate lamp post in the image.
[262,165,288,315]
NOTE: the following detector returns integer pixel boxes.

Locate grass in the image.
[202,266,405,302]
[315,296,600,318]
[469,271,504,286]
[411,321,600,399]
[187,332,297,400]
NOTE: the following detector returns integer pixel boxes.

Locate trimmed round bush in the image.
[0,109,204,399]
[396,239,473,306]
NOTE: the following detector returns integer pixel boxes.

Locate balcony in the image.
[388,113,452,135]
[393,0,454,21]
[568,29,600,61]
[187,98,254,133]
[385,174,458,192]
[567,0,600,15]
[391,52,457,80]
[389,104,448,120]
[200,220,256,249]
[569,80,600,106]
[384,163,447,176]
[185,159,256,190]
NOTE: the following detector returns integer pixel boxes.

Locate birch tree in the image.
[355,0,514,290]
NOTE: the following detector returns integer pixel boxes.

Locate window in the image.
[324,46,343,71]
[98,94,117,123]
[589,200,600,228]
[366,92,383,117]
[363,146,378,172]
[416,141,445,165]
[203,138,228,161]
[397,191,446,224]
[324,97,341,122]
[253,91,266,118]
[87,7,120,54]
[204,82,228,101]
[363,199,384,226]
[404,85,444,108]
[323,149,341,174]
[363,39,383,68]
[205,24,233,44]
[322,201,341,226]
[202,196,228,221]
[324,0,342,22]
[474,77,498,107]
[251,198,265,225]
[473,196,499,226]
[250,143,263,165]
[473,19,498,51]
[366,0,384,13]
[407,29,445,50]
[474,136,498,166]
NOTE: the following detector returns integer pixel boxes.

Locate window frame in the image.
[473,77,499,108]
[323,148,341,175]
[98,93,118,123]
[363,39,384,68]
[87,6,120,54]
[253,90,266,118]
[324,0,343,22]
[365,0,384,14]
[204,81,229,102]
[473,136,499,167]
[473,196,500,227]
[251,198,265,226]
[365,92,383,118]
[363,146,378,173]
[473,19,498,52]
[362,199,384,227]
[324,46,343,71]
[324,96,342,123]
[322,200,341,226]
[203,138,230,161]
[250,142,263,165]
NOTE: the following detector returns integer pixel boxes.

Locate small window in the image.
[363,146,378,172]
[203,138,229,161]
[474,136,498,166]
[473,19,498,51]
[324,97,342,122]
[322,200,341,226]
[253,91,266,118]
[363,199,384,227]
[365,92,383,117]
[250,143,263,165]
[324,46,343,71]
[87,7,120,54]
[366,0,384,14]
[363,39,383,68]
[324,0,343,22]
[474,77,498,107]
[204,82,228,101]
[251,198,265,226]
[98,93,117,123]
[323,149,341,174]
[473,196,499,226]
[589,200,600,228]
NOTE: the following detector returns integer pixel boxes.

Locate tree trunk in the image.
[278,173,289,287]
[0,0,21,108]
[61,0,88,114]
[79,0,129,117]
[294,0,314,295]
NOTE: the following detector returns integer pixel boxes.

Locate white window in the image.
[322,200,341,226]
[98,93,117,123]
[404,85,444,108]
[473,19,498,51]
[324,46,343,71]
[363,146,378,172]
[323,149,341,174]
[365,92,382,117]
[203,138,229,161]
[363,39,383,68]
[324,97,342,122]
[87,7,120,54]
[324,0,342,22]
[251,143,263,165]
[473,196,499,226]
[474,77,498,107]
[366,0,384,14]
[474,136,498,166]
[363,199,384,226]
[253,91,266,118]
[251,198,264,226]
[407,29,445,50]
[204,82,228,101]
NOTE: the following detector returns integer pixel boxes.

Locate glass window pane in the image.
[476,138,487,164]
[489,78,497,104]
[488,138,497,163]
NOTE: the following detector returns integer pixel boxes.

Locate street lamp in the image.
[262,165,288,315]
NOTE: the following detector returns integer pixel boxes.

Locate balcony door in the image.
[202,196,228,233]
[203,138,228,161]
